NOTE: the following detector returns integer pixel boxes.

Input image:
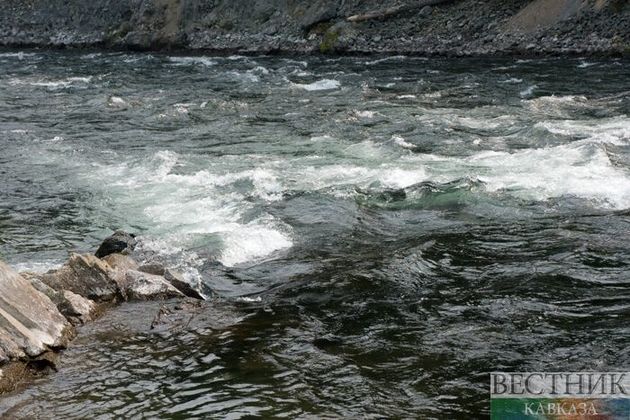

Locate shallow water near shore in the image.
[0,51,629,417]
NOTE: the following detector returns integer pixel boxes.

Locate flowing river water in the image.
[0,51,629,418]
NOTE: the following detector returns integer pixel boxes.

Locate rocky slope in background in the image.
[0,0,628,55]
[0,231,205,394]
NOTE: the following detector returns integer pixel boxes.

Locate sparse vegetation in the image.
[319,28,339,53]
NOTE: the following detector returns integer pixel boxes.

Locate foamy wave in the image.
[14,261,61,274]
[536,117,630,145]
[88,151,293,266]
[108,96,127,108]
[364,56,409,65]
[352,110,376,119]
[293,79,340,91]
[465,143,630,209]
[296,164,428,191]
[392,135,415,149]
[0,52,37,59]
[169,56,216,66]
[219,221,292,266]
[519,85,537,98]
[577,61,597,68]
[227,71,260,83]
[499,78,523,84]
[9,76,92,89]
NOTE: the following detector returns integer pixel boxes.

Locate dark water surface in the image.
[0,51,629,418]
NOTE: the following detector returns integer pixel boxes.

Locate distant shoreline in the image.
[0,0,628,58]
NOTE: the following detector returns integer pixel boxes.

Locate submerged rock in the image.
[95,230,137,258]
[164,268,205,300]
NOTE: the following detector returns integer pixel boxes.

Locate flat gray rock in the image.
[0,261,72,361]
[123,270,184,301]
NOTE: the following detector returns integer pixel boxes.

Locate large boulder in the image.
[0,261,72,362]
[38,254,120,302]
[25,275,97,326]
[95,230,137,259]
[138,263,165,276]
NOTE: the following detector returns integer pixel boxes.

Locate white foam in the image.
[525,95,590,117]
[0,52,36,59]
[353,110,376,119]
[422,91,442,99]
[81,114,630,273]
[122,54,155,63]
[415,111,514,131]
[293,79,340,91]
[251,66,270,75]
[108,96,127,107]
[249,168,283,201]
[364,56,409,65]
[81,53,102,59]
[10,76,92,88]
[237,296,262,303]
[519,85,537,98]
[464,143,630,209]
[577,61,596,68]
[219,221,292,266]
[169,56,216,66]
[87,151,293,267]
[14,261,61,274]
[296,164,428,190]
[392,135,415,149]
[228,71,260,83]
[528,95,587,106]
[173,103,191,114]
[536,117,630,146]
[499,78,523,84]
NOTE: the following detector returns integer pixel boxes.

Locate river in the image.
[0,51,629,418]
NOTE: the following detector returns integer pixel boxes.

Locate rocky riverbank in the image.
[0,0,628,56]
[0,231,205,394]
